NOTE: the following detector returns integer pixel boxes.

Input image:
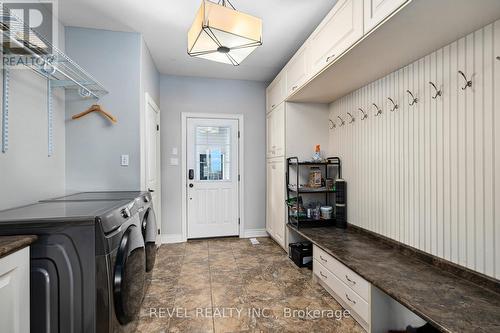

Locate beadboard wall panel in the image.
[329,20,500,279]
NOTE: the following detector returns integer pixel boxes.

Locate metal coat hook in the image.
[373,103,382,116]
[347,112,355,123]
[406,90,418,106]
[358,108,368,120]
[458,70,472,90]
[329,119,336,129]
[429,81,442,99]
[337,115,345,127]
[388,97,398,111]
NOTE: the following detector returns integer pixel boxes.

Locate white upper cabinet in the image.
[285,44,309,96]
[266,103,285,158]
[363,0,409,34]
[308,0,364,75]
[266,72,285,112]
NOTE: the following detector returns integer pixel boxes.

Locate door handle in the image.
[189,169,194,180]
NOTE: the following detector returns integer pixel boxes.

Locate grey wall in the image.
[140,37,160,107]
[0,71,66,210]
[0,25,66,210]
[160,75,267,236]
[65,27,142,192]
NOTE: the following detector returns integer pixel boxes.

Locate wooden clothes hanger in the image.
[72,104,118,123]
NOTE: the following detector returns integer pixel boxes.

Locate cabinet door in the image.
[266,104,285,158]
[266,73,285,112]
[266,161,274,236]
[272,159,286,248]
[363,0,408,33]
[266,112,274,158]
[272,103,285,157]
[0,247,30,333]
[286,45,309,96]
[308,0,363,75]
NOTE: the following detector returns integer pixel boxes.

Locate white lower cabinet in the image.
[313,245,371,331]
[266,158,286,249]
[0,247,30,333]
[313,245,426,332]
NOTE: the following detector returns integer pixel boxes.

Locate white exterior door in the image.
[186,118,240,238]
[145,95,161,236]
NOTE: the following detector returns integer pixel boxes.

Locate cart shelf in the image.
[287,185,336,194]
[286,156,342,229]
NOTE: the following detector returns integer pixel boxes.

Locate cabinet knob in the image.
[345,293,356,305]
[292,85,298,91]
[326,54,336,62]
[345,275,356,285]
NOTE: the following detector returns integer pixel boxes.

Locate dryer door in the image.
[113,224,145,325]
[141,207,157,272]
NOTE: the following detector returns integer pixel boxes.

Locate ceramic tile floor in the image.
[136,237,364,333]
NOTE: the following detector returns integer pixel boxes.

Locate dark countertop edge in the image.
[0,235,38,259]
[288,224,500,333]
[345,223,500,295]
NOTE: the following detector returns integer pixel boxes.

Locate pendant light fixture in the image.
[187,0,262,66]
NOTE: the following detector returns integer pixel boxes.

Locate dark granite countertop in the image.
[0,235,37,259]
[289,225,500,333]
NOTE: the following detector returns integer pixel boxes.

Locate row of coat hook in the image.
[329,69,475,129]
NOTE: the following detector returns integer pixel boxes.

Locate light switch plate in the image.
[121,154,129,166]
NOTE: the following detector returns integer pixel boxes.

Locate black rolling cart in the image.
[286,157,346,228]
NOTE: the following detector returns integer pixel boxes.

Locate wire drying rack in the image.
[1,5,108,156]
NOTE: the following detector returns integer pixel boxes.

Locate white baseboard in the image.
[241,228,269,238]
[160,234,185,244]
[160,230,268,243]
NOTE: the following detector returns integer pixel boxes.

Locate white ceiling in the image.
[57,0,338,82]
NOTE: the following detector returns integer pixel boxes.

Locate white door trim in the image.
[140,92,162,235]
[181,112,244,241]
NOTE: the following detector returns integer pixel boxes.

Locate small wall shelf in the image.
[1,5,108,156]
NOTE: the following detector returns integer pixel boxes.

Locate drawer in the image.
[314,259,370,324]
[313,245,370,301]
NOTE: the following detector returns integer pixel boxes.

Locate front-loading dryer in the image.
[0,199,146,333]
[41,191,158,272]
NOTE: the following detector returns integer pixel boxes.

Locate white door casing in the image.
[186,117,240,238]
[143,93,161,237]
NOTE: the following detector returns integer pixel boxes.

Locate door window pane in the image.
[195,126,231,181]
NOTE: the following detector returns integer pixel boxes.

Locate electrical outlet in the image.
[121,154,129,166]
